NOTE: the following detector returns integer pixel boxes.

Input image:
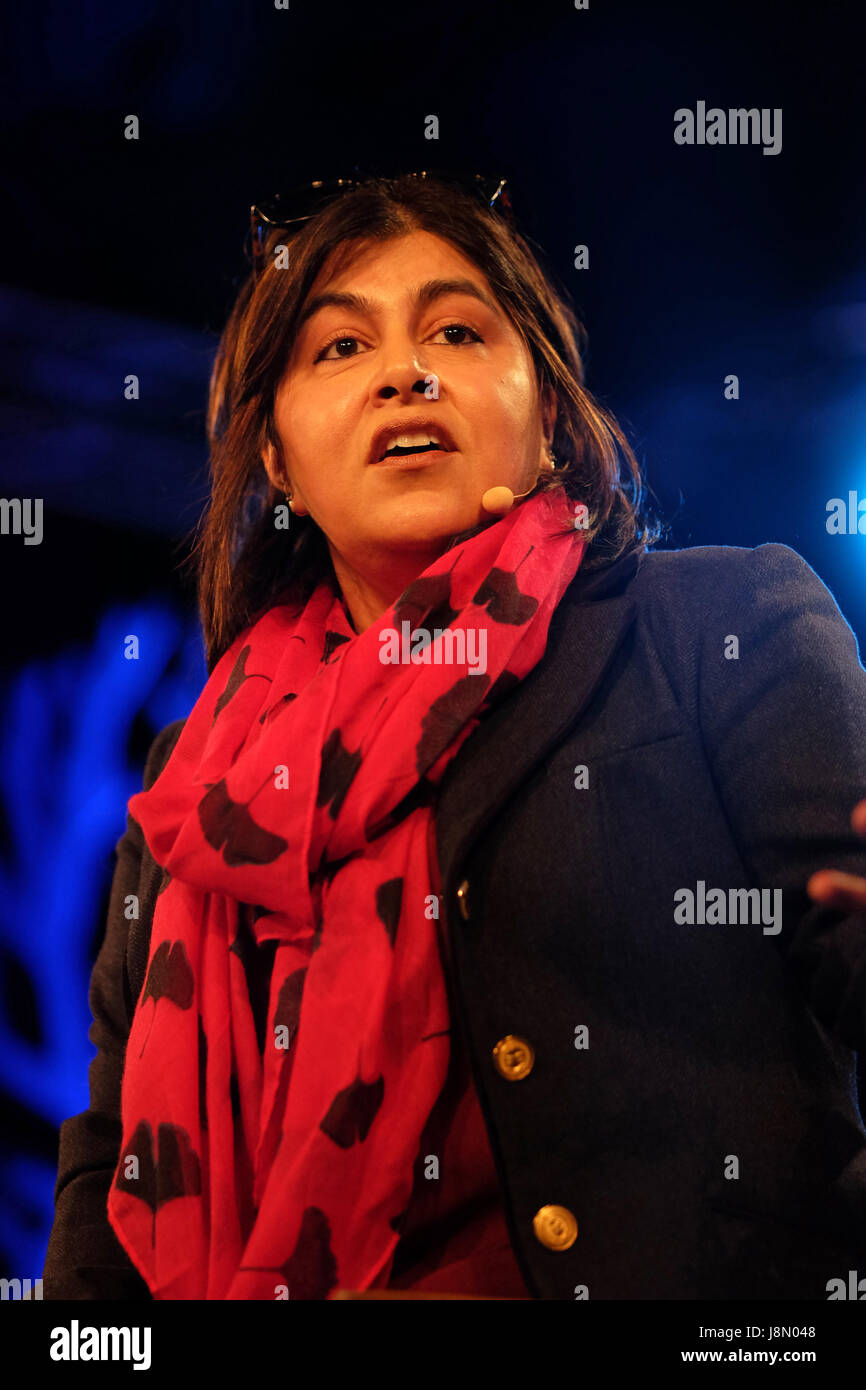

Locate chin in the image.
[381,501,475,545]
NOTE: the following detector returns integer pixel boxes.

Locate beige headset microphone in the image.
[480,446,559,514]
[480,481,540,514]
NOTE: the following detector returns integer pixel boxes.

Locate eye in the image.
[315,334,363,361]
[314,320,484,362]
[432,321,484,346]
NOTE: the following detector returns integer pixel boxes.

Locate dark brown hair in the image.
[185,174,663,672]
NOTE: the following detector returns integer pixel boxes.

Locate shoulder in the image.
[143,718,187,790]
[634,540,822,596]
[632,541,857,637]
[628,540,863,676]
[575,540,826,611]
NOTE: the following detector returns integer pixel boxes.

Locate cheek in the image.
[275,395,323,462]
[285,386,353,444]
[482,375,537,440]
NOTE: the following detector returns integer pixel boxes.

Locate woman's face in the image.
[262,228,555,614]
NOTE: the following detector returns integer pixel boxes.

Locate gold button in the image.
[456,878,470,921]
[533,1205,578,1250]
[492,1034,535,1080]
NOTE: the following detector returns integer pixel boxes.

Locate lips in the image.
[367,419,457,466]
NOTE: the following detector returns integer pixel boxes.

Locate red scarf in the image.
[108,487,588,1298]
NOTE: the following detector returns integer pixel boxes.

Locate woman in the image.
[43,171,866,1301]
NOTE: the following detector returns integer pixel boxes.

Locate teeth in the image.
[387,434,442,451]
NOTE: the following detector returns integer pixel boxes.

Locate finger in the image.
[852,799,866,839]
[807,869,866,911]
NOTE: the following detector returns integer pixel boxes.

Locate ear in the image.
[261,439,284,492]
[540,383,558,450]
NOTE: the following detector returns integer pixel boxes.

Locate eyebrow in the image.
[296,277,501,332]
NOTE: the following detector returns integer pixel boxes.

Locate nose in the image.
[368,325,436,401]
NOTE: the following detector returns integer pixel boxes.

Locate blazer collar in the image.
[434,545,644,902]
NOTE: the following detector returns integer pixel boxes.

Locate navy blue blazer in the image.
[43,541,866,1298]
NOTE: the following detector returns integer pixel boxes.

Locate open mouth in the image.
[379,442,447,461]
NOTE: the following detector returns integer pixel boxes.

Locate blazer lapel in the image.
[433,546,643,903]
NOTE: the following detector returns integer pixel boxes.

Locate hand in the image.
[806,798,866,912]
